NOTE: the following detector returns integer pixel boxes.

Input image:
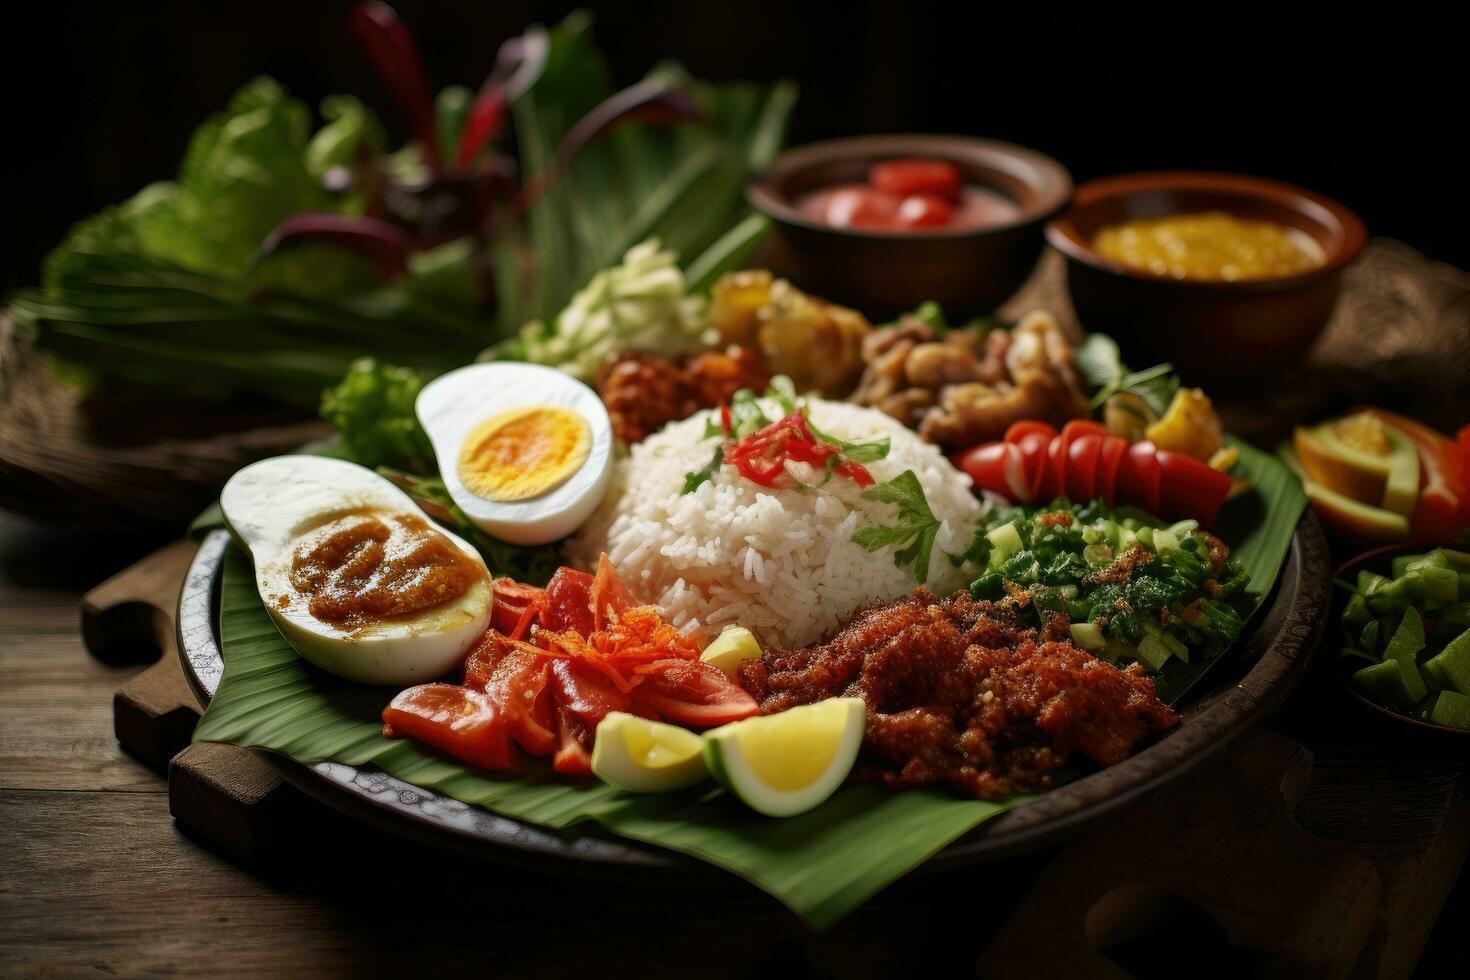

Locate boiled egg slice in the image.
[220,455,493,685]
[416,363,613,545]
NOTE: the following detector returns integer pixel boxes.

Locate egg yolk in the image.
[458,405,591,502]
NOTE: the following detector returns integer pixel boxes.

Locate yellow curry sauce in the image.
[1094,211,1324,281]
[289,511,482,626]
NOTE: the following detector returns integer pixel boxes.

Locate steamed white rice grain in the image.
[567,398,985,649]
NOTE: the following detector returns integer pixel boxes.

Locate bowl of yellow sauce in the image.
[1046,172,1365,386]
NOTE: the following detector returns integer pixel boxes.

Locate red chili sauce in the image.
[795,158,1022,232]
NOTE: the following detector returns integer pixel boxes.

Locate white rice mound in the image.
[567,397,985,649]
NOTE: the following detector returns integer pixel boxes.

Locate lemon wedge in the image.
[699,626,763,679]
[591,711,708,792]
[703,697,866,817]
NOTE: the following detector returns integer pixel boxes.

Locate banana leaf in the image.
[191,443,1303,928]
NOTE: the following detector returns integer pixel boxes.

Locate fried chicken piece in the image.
[850,309,1091,451]
[598,346,769,444]
[739,590,1177,799]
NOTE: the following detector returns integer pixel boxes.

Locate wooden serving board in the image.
[90,539,1469,976]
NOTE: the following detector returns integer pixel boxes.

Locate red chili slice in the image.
[1116,440,1164,515]
[1157,450,1232,526]
[1096,436,1130,508]
[954,442,1028,501]
[1065,434,1104,502]
[1005,420,1058,445]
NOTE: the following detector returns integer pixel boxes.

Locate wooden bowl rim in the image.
[1045,170,1367,289]
[746,133,1073,241]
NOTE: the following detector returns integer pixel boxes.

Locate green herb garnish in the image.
[852,470,943,584]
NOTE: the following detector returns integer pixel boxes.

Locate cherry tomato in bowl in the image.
[869,159,961,203]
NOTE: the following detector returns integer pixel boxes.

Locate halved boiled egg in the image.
[416,363,613,545]
[220,456,493,685]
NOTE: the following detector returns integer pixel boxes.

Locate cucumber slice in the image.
[1351,659,1417,710]
[1423,628,1470,695]
[1427,690,1470,729]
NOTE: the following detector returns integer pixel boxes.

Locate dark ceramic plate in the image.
[178,515,1329,871]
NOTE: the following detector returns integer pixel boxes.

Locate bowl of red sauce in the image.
[746,135,1073,317]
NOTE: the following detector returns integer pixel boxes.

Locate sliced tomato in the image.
[1037,435,1066,503]
[590,553,636,631]
[490,578,544,637]
[1116,440,1163,515]
[869,159,961,202]
[1004,420,1058,445]
[549,658,632,726]
[895,194,954,228]
[822,186,902,229]
[482,644,556,756]
[1065,434,1104,502]
[1364,408,1468,543]
[954,442,1028,501]
[552,705,593,777]
[1013,433,1052,501]
[541,566,596,636]
[382,684,516,771]
[1157,450,1232,526]
[1096,436,1130,507]
[630,659,760,729]
[462,632,498,689]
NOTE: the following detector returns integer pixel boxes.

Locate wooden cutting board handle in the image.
[977,733,1381,979]
[82,539,203,773]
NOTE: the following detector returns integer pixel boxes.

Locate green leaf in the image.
[195,544,1025,929]
[853,471,943,585]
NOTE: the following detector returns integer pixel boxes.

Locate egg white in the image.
[220,455,493,685]
[416,363,613,545]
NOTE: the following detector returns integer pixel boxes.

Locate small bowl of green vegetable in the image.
[1332,544,1470,739]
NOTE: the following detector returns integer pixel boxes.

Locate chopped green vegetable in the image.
[511,238,712,382]
[320,358,434,472]
[852,471,944,585]
[1426,690,1470,729]
[1351,659,1418,710]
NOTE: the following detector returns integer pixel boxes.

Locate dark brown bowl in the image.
[746,135,1073,318]
[1046,172,1366,386]
[1327,544,1470,745]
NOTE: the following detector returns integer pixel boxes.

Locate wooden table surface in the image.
[3,241,1469,977]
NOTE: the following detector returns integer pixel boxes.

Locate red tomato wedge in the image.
[541,566,596,636]
[382,684,516,771]
[1364,408,1469,543]
[1157,451,1232,526]
[869,159,961,203]
[483,646,556,756]
[1096,436,1130,507]
[549,658,631,726]
[629,660,760,729]
[490,578,544,638]
[1065,434,1104,502]
[1116,440,1164,515]
[954,442,1029,501]
[552,705,593,777]
[895,194,954,228]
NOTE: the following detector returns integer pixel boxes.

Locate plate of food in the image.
[177,216,1327,928]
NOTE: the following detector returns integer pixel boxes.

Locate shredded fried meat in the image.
[737,590,1178,799]
[598,345,770,444]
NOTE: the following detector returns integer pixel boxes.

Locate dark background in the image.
[6,2,1466,290]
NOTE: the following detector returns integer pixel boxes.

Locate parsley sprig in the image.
[851,470,943,584]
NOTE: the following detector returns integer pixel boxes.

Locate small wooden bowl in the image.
[1327,544,1470,745]
[746,135,1073,318]
[1046,172,1365,385]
